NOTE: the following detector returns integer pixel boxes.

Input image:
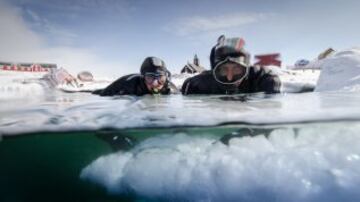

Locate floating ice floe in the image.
[0,67,113,100]
[0,71,48,100]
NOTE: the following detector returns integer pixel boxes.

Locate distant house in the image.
[254,53,282,67]
[0,62,12,70]
[289,48,336,71]
[294,59,310,68]
[0,62,11,66]
[181,54,205,74]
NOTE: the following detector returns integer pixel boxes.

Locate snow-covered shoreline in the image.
[1,47,360,100]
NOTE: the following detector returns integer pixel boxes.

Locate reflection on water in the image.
[2,92,360,135]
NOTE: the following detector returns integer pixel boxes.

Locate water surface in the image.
[1,90,360,202]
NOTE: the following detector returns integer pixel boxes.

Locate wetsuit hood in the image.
[210,36,251,85]
[210,36,250,70]
[140,57,169,76]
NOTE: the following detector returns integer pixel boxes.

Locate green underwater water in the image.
[0,131,116,201]
[1,121,360,202]
[0,126,250,202]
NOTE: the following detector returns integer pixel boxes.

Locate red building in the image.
[254,53,281,67]
[0,62,56,72]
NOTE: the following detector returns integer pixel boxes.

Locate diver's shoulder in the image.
[112,74,142,86]
[249,65,278,75]
[120,74,141,82]
[186,71,213,82]
[181,71,215,95]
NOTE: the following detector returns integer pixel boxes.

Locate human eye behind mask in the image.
[213,60,248,85]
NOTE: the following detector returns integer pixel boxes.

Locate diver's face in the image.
[214,62,247,84]
[219,63,245,81]
[144,73,167,93]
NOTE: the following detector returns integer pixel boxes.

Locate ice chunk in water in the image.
[81,123,360,201]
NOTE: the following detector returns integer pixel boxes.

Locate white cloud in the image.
[0,1,127,78]
[24,8,78,45]
[25,8,41,24]
[0,2,43,51]
[166,13,272,36]
[14,0,133,17]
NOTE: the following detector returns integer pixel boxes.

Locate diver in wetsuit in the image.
[182,36,281,95]
[93,57,172,96]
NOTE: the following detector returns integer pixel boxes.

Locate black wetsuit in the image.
[93,74,171,96]
[181,66,281,95]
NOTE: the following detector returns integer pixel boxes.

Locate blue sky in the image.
[1,0,360,77]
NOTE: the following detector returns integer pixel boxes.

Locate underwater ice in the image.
[81,122,360,202]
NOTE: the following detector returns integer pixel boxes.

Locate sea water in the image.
[2,88,360,201]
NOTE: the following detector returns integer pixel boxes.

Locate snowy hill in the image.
[315,48,360,92]
[264,66,320,93]
[171,73,195,90]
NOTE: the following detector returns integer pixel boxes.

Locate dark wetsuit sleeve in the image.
[181,77,200,95]
[96,74,171,96]
[257,69,281,93]
[91,89,103,95]
[98,77,127,96]
[99,74,143,96]
[181,78,192,95]
[182,72,217,95]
